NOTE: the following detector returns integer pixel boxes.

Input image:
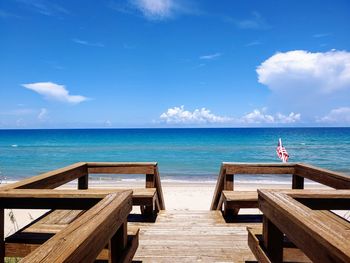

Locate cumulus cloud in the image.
[160,106,231,124]
[257,50,350,94]
[199,53,221,60]
[22,82,88,104]
[159,106,301,125]
[240,109,301,124]
[319,107,350,124]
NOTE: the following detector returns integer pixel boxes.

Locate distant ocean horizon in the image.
[0,128,349,183]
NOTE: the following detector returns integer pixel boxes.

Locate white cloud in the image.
[313,33,330,38]
[199,53,221,60]
[257,50,350,94]
[237,11,268,30]
[72,38,104,47]
[22,82,88,104]
[319,107,350,123]
[240,109,301,124]
[160,105,231,124]
[104,120,112,127]
[131,0,174,20]
[160,106,301,125]
[37,108,48,120]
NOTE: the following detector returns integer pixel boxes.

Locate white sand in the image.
[2,180,341,237]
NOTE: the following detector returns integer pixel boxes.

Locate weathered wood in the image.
[153,165,165,210]
[258,189,350,263]
[211,162,350,213]
[0,162,88,190]
[263,216,283,263]
[0,209,4,263]
[146,174,155,188]
[109,222,128,263]
[224,174,234,191]
[224,163,295,175]
[247,227,311,263]
[0,189,133,209]
[210,165,226,210]
[132,210,256,262]
[247,227,272,263]
[87,162,156,175]
[292,174,304,189]
[295,163,350,189]
[223,191,258,209]
[5,226,140,261]
[21,190,133,263]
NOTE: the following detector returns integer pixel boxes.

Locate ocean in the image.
[0,128,349,183]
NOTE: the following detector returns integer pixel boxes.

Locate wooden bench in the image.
[219,190,258,216]
[0,189,139,263]
[248,189,350,263]
[1,162,165,216]
[211,163,350,218]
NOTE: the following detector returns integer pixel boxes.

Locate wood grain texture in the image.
[0,162,88,190]
[295,163,350,189]
[21,190,133,263]
[258,189,350,263]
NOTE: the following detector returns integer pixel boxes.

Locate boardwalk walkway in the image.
[131,210,256,262]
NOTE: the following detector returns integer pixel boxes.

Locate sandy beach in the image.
[3,180,332,237]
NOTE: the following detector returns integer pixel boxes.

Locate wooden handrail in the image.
[257,189,350,263]
[210,162,350,210]
[0,162,88,190]
[19,190,133,263]
[0,162,166,210]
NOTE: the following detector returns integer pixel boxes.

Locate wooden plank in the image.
[210,164,226,210]
[5,228,139,260]
[0,162,88,190]
[146,174,155,188]
[0,189,129,209]
[0,209,4,263]
[154,165,165,210]
[87,162,156,175]
[109,222,128,263]
[262,216,283,263]
[295,163,350,189]
[223,162,295,175]
[258,189,350,263]
[21,190,133,263]
[223,191,258,209]
[224,174,234,191]
[247,227,272,263]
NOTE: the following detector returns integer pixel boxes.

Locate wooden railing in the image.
[1,162,165,210]
[252,189,350,263]
[0,189,134,263]
[210,162,350,210]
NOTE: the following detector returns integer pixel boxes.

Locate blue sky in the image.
[1,0,350,128]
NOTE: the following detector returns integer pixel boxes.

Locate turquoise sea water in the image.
[0,128,349,182]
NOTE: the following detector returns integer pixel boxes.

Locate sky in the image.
[0,0,350,128]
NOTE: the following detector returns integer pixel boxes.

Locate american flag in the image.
[276,138,289,163]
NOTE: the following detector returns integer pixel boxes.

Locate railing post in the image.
[0,209,4,263]
[143,174,155,215]
[145,174,155,188]
[109,221,128,263]
[78,164,89,189]
[263,216,283,263]
[224,174,234,191]
[292,174,304,189]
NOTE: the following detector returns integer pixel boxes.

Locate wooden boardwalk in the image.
[131,210,257,262]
